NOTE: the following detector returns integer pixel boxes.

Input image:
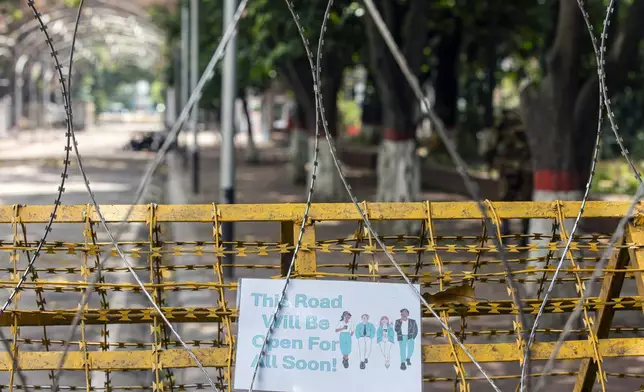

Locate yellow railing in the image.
[0,201,642,391]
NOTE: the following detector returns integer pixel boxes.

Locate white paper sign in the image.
[233,278,422,392]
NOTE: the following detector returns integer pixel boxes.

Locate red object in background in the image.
[534,170,579,191]
[346,124,360,136]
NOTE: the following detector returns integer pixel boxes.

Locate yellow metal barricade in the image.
[0,201,643,391]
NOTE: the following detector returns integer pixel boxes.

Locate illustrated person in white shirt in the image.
[377,316,395,368]
[335,311,354,369]
[394,308,418,370]
[355,314,375,369]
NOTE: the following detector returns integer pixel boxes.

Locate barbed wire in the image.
[18,1,232,391]
[534,183,644,392]
[246,0,326,389]
[534,1,644,389]
[0,0,76,319]
[598,0,642,183]
[9,1,644,391]
[519,0,609,389]
[248,0,541,390]
[0,0,85,387]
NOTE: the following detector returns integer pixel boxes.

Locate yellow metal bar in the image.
[84,206,113,391]
[212,204,233,391]
[555,202,606,391]
[626,224,644,309]
[426,201,468,391]
[2,338,642,371]
[147,204,164,392]
[2,295,642,327]
[485,200,526,369]
[574,242,630,392]
[0,348,229,370]
[422,338,644,363]
[0,201,639,223]
[280,219,317,276]
[80,205,93,391]
[9,205,20,392]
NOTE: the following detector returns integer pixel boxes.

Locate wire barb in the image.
[519,1,610,389]
[20,1,248,391]
[531,3,644,390]
[246,0,326,389]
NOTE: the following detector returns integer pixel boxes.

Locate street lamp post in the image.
[180,5,189,169]
[220,0,238,275]
[189,0,200,195]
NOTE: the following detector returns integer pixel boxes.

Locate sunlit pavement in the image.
[0,122,268,389]
[0,123,167,388]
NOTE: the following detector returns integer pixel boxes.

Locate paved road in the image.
[0,126,168,389]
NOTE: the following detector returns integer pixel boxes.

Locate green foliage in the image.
[150,80,165,105]
[158,0,364,111]
[63,0,81,8]
[591,160,644,195]
[337,94,361,129]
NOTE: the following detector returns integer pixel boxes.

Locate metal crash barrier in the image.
[0,201,643,391]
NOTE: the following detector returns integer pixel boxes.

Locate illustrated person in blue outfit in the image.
[355,314,376,369]
[394,308,418,370]
[335,311,354,369]
[377,316,395,368]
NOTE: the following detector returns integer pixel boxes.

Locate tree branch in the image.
[573,1,644,178]
[546,0,583,75]
[402,0,430,74]
[364,2,396,111]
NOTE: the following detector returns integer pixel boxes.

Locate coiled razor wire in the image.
[246,0,326,390]
[534,183,644,392]
[519,0,611,389]
[14,0,253,390]
[1,1,76,319]
[533,1,644,390]
[44,1,215,391]
[0,0,82,388]
[248,0,535,390]
[597,1,642,183]
[9,1,642,392]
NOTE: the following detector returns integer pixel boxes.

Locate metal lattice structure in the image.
[0,201,643,391]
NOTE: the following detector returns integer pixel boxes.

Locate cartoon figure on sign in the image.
[335,311,354,369]
[394,308,418,370]
[377,316,395,368]
[355,314,375,369]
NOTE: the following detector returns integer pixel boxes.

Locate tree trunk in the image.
[307,65,344,202]
[518,2,644,344]
[482,42,497,128]
[240,93,259,164]
[433,15,462,144]
[361,73,382,148]
[283,59,317,185]
[289,103,310,185]
[261,88,275,143]
[364,0,429,235]
[518,4,586,338]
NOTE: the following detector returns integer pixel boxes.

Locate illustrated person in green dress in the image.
[335,311,354,369]
[394,308,418,370]
[377,316,395,368]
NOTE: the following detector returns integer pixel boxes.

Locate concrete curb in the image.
[0,153,159,165]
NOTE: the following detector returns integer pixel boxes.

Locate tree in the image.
[362,0,431,233]
[245,0,364,200]
[519,1,644,209]
[152,0,273,162]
